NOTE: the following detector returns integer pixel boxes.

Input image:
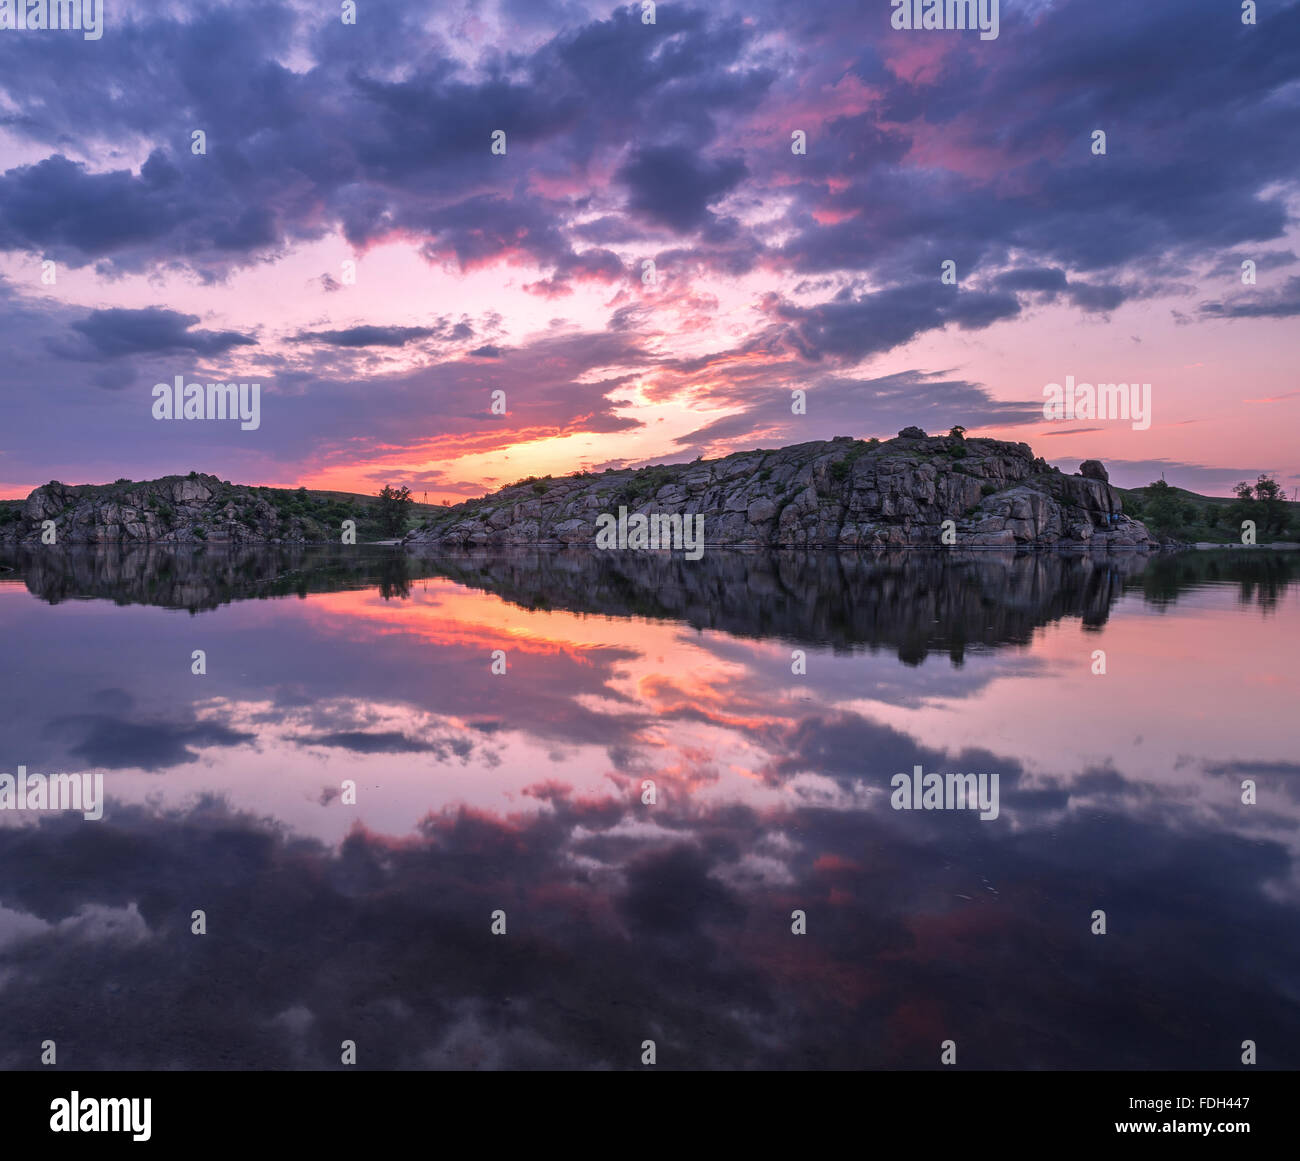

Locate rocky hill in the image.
[0,473,382,545]
[406,429,1155,549]
[0,431,1157,549]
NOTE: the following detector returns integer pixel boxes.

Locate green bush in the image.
[621,466,676,502]
[830,440,873,483]
[1142,481,1184,534]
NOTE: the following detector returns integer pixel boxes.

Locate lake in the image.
[0,545,1296,1069]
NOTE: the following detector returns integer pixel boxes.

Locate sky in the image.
[0,0,1297,501]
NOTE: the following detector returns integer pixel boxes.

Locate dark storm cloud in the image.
[1199,275,1300,319]
[993,267,1070,294]
[295,325,441,348]
[0,154,190,263]
[0,152,285,277]
[48,307,256,361]
[541,5,776,150]
[990,267,1126,312]
[294,730,473,759]
[770,0,1300,296]
[411,194,575,270]
[763,282,1021,363]
[1204,250,1298,279]
[616,145,748,233]
[1065,281,1127,312]
[0,1,774,286]
[0,0,1293,301]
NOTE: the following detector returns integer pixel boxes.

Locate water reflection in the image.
[0,547,1296,1069]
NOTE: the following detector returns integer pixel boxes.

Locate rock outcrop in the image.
[0,433,1156,549]
[0,474,364,545]
[406,432,1156,549]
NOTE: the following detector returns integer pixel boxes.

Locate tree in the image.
[1227,480,1261,536]
[376,485,413,537]
[948,425,967,440]
[1143,479,1183,534]
[1252,474,1286,535]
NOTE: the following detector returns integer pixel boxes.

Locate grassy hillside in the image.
[1115,482,1299,544]
[256,486,445,539]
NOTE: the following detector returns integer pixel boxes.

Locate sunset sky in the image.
[0,0,1297,501]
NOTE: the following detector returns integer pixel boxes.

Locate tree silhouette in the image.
[376,485,413,537]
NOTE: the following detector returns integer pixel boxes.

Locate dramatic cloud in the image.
[48,308,257,362]
[616,145,748,233]
[763,284,1022,363]
[1200,275,1300,319]
[296,325,442,348]
[0,0,1294,493]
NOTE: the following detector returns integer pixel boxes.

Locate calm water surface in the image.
[0,546,1296,1069]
